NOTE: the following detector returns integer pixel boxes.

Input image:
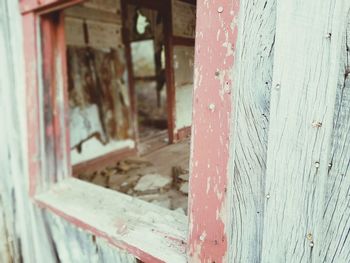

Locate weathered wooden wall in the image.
[260,1,350,262]
[2,0,350,262]
[0,1,137,262]
[227,0,350,262]
[172,0,195,132]
[64,1,135,165]
[227,0,276,261]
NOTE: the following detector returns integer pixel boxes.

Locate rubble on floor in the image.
[78,138,190,214]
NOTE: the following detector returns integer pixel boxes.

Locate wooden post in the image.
[188,0,239,262]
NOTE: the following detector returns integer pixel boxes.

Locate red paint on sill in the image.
[35,199,166,263]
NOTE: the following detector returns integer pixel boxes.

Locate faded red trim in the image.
[188,0,239,261]
[35,199,164,263]
[21,0,83,15]
[23,13,40,197]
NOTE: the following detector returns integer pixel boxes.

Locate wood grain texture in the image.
[315,13,350,263]
[261,0,350,262]
[36,177,187,263]
[1,1,137,262]
[188,0,239,261]
[228,0,276,262]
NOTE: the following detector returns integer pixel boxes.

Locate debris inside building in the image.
[64,0,195,213]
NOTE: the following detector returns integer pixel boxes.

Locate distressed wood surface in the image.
[5,0,350,262]
[261,0,350,262]
[315,13,350,262]
[228,0,276,261]
[188,0,239,261]
[36,177,187,263]
[1,1,137,262]
[0,5,17,262]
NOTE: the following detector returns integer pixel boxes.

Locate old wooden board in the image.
[261,0,350,262]
[35,177,187,263]
[228,0,276,261]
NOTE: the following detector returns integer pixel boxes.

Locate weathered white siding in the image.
[261,0,350,262]
[228,0,276,261]
[0,1,136,262]
[2,0,350,262]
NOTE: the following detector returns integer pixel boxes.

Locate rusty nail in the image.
[306,233,313,240]
[312,121,322,128]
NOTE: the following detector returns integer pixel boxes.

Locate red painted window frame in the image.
[21,0,238,262]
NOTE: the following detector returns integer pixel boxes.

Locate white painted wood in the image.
[0,1,138,262]
[261,0,350,262]
[227,0,276,261]
[314,13,350,263]
[46,212,137,263]
[0,1,57,261]
[3,0,350,261]
[36,177,187,263]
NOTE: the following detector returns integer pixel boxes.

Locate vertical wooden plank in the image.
[228,0,276,261]
[315,13,350,263]
[23,13,42,196]
[56,11,71,179]
[164,0,176,144]
[121,0,139,146]
[261,0,350,262]
[188,0,239,261]
[40,11,71,185]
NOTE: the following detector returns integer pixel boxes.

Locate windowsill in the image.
[35,177,187,262]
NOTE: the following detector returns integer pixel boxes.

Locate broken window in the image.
[63,0,196,215]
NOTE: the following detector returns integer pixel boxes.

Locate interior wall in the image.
[64,0,135,165]
[126,6,168,134]
[171,0,196,132]
[173,45,194,130]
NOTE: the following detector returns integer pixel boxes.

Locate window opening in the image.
[63,0,196,215]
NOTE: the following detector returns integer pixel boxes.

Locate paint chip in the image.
[209,103,216,112]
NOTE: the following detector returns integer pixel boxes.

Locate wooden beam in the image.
[188,0,239,261]
[35,178,187,263]
[172,36,195,46]
[164,0,176,144]
[21,0,84,15]
[64,5,121,24]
